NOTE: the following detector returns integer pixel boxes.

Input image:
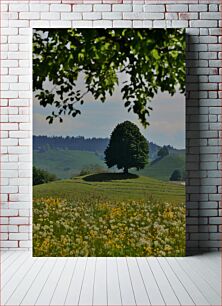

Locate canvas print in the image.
[33,29,186,257]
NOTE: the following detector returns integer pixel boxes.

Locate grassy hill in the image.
[135,152,185,181]
[33,149,106,179]
[33,174,185,203]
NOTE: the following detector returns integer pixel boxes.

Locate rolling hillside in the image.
[135,152,185,181]
[33,174,185,203]
[33,149,106,179]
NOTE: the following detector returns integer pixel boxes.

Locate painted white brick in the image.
[0,218,9,225]
[61,12,82,20]
[9,44,18,51]
[172,20,188,28]
[50,4,71,12]
[133,5,143,13]
[112,4,132,11]
[1,241,18,248]
[165,13,178,20]
[73,4,92,12]
[153,20,171,28]
[19,12,40,19]
[102,12,122,19]
[83,12,102,20]
[2,28,18,36]
[143,20,153,28]
[9,67,31,75]
[144,5,165,12]
[94,4,111,12]
[1,170,18,178]
[30,4,49,12]
[133,20,143,28]
[19,241,31,248]
[1,91,18,99]
[166,5,188,12]
[9,4,29,12]
[41,12,60,20]
[1,138,18,146]
[9,233,29,240]
[123,12,164,19]
[9,115,29,123]
[72,20,93,28]
[1,60,18,68]
[113,20,132,27]
[189,4,207,12]
[19,226,30,233]
[30,20,50,28]
[190,20,218,28]
[50,21,72,28]
[9,99,29,107]
[209,4,219,11]
[1,225,18,233]
[2,123,18,131]
[93,20,112,28]
[200,12,221,20]
[9,20,29,28]
[209,60,221,67]
[1,209,18,217]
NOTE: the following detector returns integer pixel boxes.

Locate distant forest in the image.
[33,135,182,160]
[33,135,109,153]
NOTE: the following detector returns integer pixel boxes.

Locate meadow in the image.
[33,175,185,257]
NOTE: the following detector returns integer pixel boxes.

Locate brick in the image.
[113,20,132,27]
[61,12,82,20]
[179,13,198,20]
[190,20,218,28]
[30,4,49,11]
[73,4,92,12]
[133,5,143,12]
[72,20,93,28]
[93,20,112,28]
[9,4,28,12]
[166,5,188,12]
[112,4,132,11]
[144,5,165,12]
[9,233,29,240]
[50,4,71,12]
[1,241,18,248]
[102,12,122,19]
[9,217,29,225]
[200,12,221,20]
[83,12,102,19]
[123,12,164,19]
[41,12,60,20]
[19,12,40,19]
[50,21,72,28]
[94,4,111,11]
[19,241,31,248]
[189,4,207,11]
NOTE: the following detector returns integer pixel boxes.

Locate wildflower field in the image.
[33,175,185,257]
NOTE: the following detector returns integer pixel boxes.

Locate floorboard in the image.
[1,251,220,306]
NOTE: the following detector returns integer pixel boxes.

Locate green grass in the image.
[33,149,105,179]
[135,153,185,181]
[33,174,185,203]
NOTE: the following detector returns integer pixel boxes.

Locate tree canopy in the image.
[33,28,186,127]
[169,169,182,181]
[104,121,148,174]
[157,145,169,159]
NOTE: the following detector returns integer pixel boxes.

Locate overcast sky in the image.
[33,73,185,149]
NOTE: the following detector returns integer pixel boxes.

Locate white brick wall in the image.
[1,0,221,254]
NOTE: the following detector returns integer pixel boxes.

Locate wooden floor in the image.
[1,251,221,306]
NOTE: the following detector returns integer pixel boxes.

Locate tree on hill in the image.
[104,121,148,174]
[33,29,185,127]
[33,166,57,185]
[169,169,182,181]
[157,145,169,159]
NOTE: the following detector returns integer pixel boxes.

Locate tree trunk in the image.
[124,167,128,174]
